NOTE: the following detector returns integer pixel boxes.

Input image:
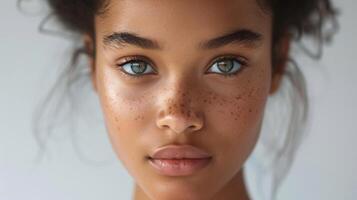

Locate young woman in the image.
[32,0,338,199]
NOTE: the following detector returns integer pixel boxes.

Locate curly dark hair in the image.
[22,0,338,200]
[42,0,338,67]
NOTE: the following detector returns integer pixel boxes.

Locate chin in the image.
[147,181,213,200]
[151,192,208,200]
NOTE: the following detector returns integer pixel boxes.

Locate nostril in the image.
[188,125,197,130]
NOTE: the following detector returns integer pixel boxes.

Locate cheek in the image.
[211,88,267,145]
[214,85,268,133]
[207,70,270,170]
[95,67,150,173]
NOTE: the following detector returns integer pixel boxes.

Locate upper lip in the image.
[149,144,212,159]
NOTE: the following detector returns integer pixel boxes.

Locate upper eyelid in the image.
[119,55,155,66]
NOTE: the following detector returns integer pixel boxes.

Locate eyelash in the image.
[115,55,247,79]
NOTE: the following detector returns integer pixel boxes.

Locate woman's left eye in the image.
[207,57,246,77]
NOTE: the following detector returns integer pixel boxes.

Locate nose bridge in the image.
[156,76,204,134]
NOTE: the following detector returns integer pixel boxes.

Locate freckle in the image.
[249,108,252,113]
[256,88,261,94]
[248,89,255,97]
[203,99,207,103]
[230,111,234,115]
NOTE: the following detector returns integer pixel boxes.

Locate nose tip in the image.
[156,110,204,134]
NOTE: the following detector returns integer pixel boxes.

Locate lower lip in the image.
[148,157,211,176]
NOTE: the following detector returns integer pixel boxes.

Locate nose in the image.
[156,111,203,134]
[156,91,204,135]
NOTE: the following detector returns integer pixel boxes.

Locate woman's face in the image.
[91,0,276,199]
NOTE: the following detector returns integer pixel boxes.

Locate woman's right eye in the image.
[117,59,155,78]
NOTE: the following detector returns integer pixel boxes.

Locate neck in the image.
[133,169,250,200]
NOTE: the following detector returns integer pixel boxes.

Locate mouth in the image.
[147,157,212,176]
[146,144,213,176]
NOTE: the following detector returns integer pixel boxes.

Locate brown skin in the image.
[84,0,290,199]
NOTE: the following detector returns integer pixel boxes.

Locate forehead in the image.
[95,0,272,48]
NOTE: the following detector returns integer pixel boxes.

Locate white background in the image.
[0,0,356,199]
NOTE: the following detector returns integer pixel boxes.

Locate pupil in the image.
[132,62,146,73]
[217,60,233,72]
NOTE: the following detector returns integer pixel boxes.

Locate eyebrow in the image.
[102,29,263,50]
[199,29,263,49]
[103,32,161,49]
